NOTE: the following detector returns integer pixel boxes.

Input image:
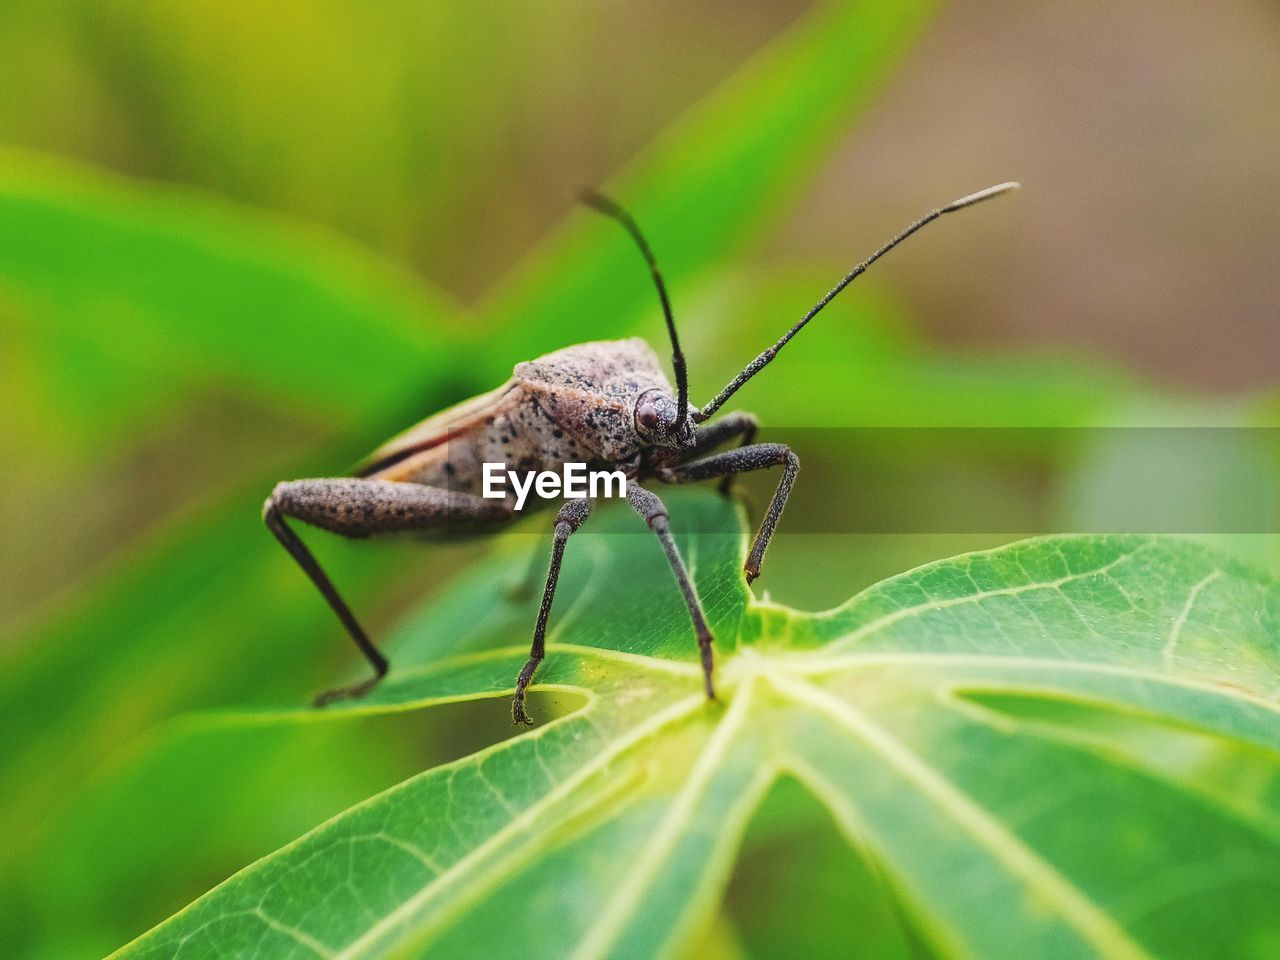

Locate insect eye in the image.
[636,402,661,433]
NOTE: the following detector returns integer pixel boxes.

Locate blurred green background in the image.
[1,0,1277,957]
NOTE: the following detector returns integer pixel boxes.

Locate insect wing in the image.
[350,382,515,478]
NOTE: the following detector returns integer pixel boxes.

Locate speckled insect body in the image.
[263,183,1018,723]
[358,338,685,502]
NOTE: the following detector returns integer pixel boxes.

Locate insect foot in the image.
[511,695,534,727]
[511,650,547,727]
[313,674,382,708]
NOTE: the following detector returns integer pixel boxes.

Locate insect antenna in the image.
[581,189,689,430]
[696,181,1021,420]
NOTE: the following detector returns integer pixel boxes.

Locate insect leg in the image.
[657,443,798,583]
[513,498,593,726]
[689,411,757,494]
[690,411,757,456]
[626,482,716,701]
[264,478,510,706]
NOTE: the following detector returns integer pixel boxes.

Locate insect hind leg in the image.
[264,478,509,706]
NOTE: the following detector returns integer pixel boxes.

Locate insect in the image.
[264,181,1019,724]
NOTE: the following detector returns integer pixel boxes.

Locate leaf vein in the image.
[1162,570,1223,671]
[769,672,1155,960]
[824,543,1155,653]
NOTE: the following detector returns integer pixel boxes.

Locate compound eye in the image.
[636,401,661,434]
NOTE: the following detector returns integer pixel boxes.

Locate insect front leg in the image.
[512,498,593,726]
[264,478,510,706]
[626,482,716,701]
[656,442,798,583]
[690,411,757,495]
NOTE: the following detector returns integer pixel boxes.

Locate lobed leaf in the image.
[114,497,1280,960]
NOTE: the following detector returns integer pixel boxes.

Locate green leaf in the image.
[0,148,460,458]
[114,494,1280,960]
[722,776,920,960]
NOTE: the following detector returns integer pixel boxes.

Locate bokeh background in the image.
[1,1,1277,957]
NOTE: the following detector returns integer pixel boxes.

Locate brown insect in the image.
[263,182,1019,724]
